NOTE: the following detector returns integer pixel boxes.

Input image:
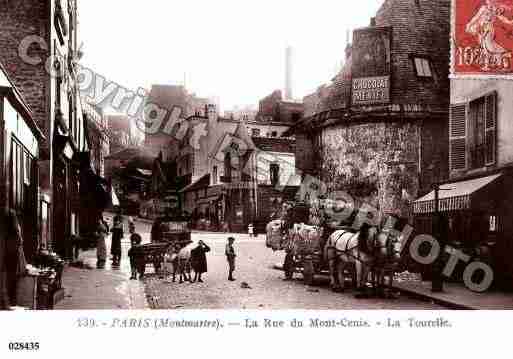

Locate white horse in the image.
[324,224,401,297]
[166,242,195,283]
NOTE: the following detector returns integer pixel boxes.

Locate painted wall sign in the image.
[453,0,513,75]
[351,26,392,105]
[352,76,390,104]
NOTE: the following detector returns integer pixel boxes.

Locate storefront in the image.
[412,170,513,286]
[76,151,110,247]
[0,82,56,309]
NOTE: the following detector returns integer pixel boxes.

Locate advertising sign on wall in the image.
[351,26,392,105]
[453,0,513,75]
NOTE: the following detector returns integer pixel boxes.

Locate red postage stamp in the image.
[454,0,513,75]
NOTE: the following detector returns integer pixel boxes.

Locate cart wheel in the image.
[303,259,315,286]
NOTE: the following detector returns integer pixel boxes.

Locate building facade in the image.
[412,0,513,287]
[0,0,95,259]
[291,0,450,224]
[0,63,45,262]
[180,113,300,232]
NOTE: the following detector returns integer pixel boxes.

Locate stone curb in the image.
[272,264,472,309]
[390,285,473,310]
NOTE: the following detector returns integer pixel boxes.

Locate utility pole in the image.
[431,180,444,292]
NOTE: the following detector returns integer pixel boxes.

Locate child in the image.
[111,215,124,266]
[225,237,236,281]
[127,224,142,280]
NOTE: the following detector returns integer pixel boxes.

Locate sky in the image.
[78,0,383,113]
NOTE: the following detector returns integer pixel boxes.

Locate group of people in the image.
[94,209,238,282]
[94,211,127,269]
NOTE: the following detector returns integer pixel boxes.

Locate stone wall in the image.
[321,122,421,218]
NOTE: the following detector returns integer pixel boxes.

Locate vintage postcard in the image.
[0,0,511,357]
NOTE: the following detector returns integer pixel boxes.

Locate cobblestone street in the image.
[56,218,442,310]
[143,233,442,310]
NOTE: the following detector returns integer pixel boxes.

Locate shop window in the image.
[413,57,433,78]
[11,138,34,211]
[271,131,278,137]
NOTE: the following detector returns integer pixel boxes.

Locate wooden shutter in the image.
[450,103,467,171]
[485,92,497,165]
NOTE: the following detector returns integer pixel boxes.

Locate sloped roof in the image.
[180,174,210,193]
[252,137,296,153]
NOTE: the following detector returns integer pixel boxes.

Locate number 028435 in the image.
[8,342,40,351]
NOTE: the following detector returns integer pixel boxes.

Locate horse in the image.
[370,227,403,298]
[324,224,401,297]
[165,242,194,283]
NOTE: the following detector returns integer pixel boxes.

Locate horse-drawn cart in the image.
[133,218,192,278]
[282,225,355,286]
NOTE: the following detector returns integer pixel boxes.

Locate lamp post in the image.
[428,159,447,293]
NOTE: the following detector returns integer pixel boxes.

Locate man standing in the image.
[225,237,236,281]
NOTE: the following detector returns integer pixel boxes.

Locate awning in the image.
[413,173,502,214]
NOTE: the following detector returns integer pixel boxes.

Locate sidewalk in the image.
[393,280,513,310]
[55,246,148,310]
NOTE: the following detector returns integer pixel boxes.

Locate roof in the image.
[252,137,296,153]
[180,174,210,193]
[413,173,502,214]
[106,147,151,160]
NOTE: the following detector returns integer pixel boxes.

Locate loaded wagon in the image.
[132,214,192,278]
[283,225,355,286]
[266,201,346,285]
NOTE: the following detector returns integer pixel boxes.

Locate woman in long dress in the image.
[190,240,211,283]
[96,216,109,269]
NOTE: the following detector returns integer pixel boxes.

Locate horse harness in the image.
[329,230,400,266]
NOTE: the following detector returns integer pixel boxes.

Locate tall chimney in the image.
[285,46,293,101]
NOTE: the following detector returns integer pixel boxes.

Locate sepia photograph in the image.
[2,3,513,351]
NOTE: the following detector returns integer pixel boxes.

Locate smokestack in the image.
[285,46,293,101]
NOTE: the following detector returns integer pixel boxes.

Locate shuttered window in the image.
[450,104,467,171]
[485,92,497,165]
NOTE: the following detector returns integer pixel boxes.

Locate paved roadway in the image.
[102,217,442,310]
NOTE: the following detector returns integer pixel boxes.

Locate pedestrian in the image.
[225,237,236,281]
[95,215,109,269]
[190,240,211,283]
[111,213,124,266]
[127,224,142,280]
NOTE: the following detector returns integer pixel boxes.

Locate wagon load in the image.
[288,224,324,255]
[266,220,285,251]
[160,220,191,247]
